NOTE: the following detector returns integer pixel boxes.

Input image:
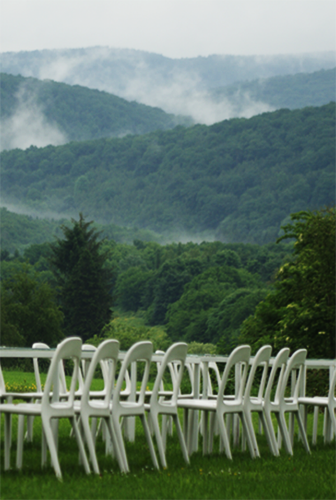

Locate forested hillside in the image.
[1,103,334,245]
[211,68,336,114]
[0,73,192,150]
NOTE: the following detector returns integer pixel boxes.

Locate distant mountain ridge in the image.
[0,73,193,151]
[210,68,336,115]
[1,47,335,123]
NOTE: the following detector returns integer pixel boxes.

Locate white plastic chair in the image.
[299,368,336,444]
[178,345,256,459]
[110,341,159,472]
[264,348,311,456]
[74,339,127,474]
[241,345,273,457]
[0,337,91,480]
[145,343,190,468]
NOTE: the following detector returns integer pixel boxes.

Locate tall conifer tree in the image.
[50,214,114,341]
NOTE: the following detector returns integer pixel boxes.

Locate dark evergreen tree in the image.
[50,214,114,341]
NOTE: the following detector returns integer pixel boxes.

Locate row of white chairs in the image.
[179,345,312,459]
[1,340,335,480]
[0,338,190,480]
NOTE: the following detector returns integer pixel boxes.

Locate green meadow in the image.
[1,370,335,500]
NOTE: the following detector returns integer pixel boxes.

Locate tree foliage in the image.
[50,214,114,341]
[0,264,64,347]
[241,207,335,358]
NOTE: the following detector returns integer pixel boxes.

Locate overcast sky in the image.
[0,0,335,58]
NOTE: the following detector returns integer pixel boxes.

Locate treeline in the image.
[211,68,336,113]
[1,103,335,245]
[0,72,192,148]
[1,221,292,350]
[2,207,334,366]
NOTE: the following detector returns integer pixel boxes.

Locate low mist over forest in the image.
[1,103,334,245]
[1,47,335,124]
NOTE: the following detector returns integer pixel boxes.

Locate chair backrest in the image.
[264,348,290,406]
[81,339,120,410]
[328,368,336,407]
[81,344,97,379]
[200,360,221,397]
[114,341,153,407]
[280,348,307,404]
[41,337,82,409]
[0,363,6,396]
[150,343,188,406]
[244,345,272,402]
[32,342,68,394]
[217,345,251,402]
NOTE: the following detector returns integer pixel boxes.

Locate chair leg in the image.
[16,414,25,469]
[209,411,217,454]
[41,426,48,467]
[202,410,209,456]
[148,412,167,468]
[312,406,319,445]
[296,411,311,454]
[41,416,63,480]
[4,413,11,470]
[240,413,256,459]
[111,415,130,473]
[259,411,277,456]
[244,410,260,458]
[141,414,159,470]
[105,417,127,473]
[277,412,293,455]
[70,417,91,475]
[217,412,232,460]
[81,415,100,474]
[263,410,279,457]
[174,414,190,464]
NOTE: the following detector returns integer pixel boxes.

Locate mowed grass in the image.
[0,370,335,500]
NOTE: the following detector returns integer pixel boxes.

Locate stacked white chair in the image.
[110,341,159,472]
[0,337,91,480]
[241,345,273,457]
[299,367,336,445]
[74,339,127,474]
[145,342,190,468]
[264,348,311,456]
[178,345,256,459]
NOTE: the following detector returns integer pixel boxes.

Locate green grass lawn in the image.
[1,370,335,499]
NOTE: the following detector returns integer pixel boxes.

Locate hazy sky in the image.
[0,0,335,58]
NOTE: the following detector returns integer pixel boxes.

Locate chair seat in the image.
[299,396,328,406]
[178,397,241,411]
[0,402,42,415]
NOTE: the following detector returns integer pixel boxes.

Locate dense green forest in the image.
[1,216,292,349]
[1,103,335,244]
[0,72,192,149]
[2,208,334,363]
[211,68,336,113]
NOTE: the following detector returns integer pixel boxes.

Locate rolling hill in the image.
[210,68,336,115]
[1,47,335,123]
[1,103,334,245]
[0,73,192,151]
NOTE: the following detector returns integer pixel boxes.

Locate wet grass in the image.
[1,370,335,499]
